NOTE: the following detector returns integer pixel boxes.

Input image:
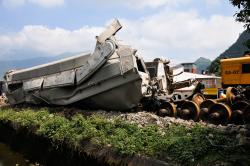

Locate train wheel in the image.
[208,103,232,125]
[231,101,249,124]
[158,102,176,117]
[199,99,217,122]
[179,101,200,121]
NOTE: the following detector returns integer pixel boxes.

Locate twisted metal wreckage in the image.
[2,20,250,125]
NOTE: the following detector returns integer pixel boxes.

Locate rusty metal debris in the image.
[197,87,250,124]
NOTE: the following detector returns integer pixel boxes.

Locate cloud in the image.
[1,0,25,7]
[118,0,192,9]
[1,0,64,7]
[29,0,64,7]
[116,9,243,62]
[205,0,221,6]
[0,7,244,63]
[91,0,192,9]
[91,0,219,10]
[0,25,103,58]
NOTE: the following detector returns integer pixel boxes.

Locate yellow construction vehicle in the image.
[221,56,250,88]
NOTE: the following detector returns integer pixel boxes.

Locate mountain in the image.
[209,30,250,75]
[194,57,211,74]
[218,30,250,59]
[0,52,80,80]
[0,49,54,61]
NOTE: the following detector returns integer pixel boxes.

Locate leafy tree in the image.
[208,57,221,76]
[230,0,250,29]
[243,38,250,48]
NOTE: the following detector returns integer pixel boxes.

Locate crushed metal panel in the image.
[87,62,122,85]
[117,45,135,57]
[108,51,119,59]
[97,19,122,43]
[117,45,135,73]
[76,42,115,84]
[43,69,75,89]
[120,55,134,73]
[7,88,25,104]
[39,69,142,109]
[23,77,44,91]
[75,63,90,83]
[8,53,90,81]
[87,79,143,110]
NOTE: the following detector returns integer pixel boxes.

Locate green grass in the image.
[0,107,244,165]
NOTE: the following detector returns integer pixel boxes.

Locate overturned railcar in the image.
[3,20,150,110]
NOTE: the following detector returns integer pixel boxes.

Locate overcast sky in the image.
[0,0,244,63]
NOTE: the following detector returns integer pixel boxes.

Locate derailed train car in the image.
[3,20,151,110]
[3,19,197,111]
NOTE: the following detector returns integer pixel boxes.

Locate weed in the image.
[0,107,241,165]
